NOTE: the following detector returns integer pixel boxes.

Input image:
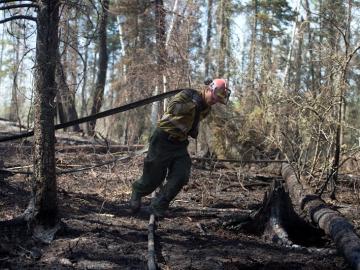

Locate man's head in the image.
[204,78,231,105]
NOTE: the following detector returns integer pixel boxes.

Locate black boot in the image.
[129,192,141,213]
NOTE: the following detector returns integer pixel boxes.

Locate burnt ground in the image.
[0,135,360,269]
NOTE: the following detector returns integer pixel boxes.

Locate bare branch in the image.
[0,4,38,10]
[349,44,360,61]
[0,0,36,3]
[301,4,348,48]
[0,15,36,24]
[342,44,360,80]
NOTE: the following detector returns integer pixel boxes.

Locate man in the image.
[130,78,231,217]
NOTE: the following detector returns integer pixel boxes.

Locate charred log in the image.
[223,179,325,248]
[282,163,360,270]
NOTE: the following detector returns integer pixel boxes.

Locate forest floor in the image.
[0,130,360,269]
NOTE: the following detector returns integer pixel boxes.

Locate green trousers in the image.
[132,128,191,213]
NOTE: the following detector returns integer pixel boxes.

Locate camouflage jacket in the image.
[158,89,211,141]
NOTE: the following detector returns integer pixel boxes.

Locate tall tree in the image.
[29,0,60,227]
[327,1,352,199]
[304,0,317,95]
[151,0,166,127]
[204,0,213,78]
[88,0,109,135]
[9,26,21,123]
[56,5,80,131]
[217,0,230,77]
[247,0,258,91]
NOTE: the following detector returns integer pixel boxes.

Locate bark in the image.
[329,2,350,199]
[55,50,80,131]
[116,16,127,82]
[9,31,20,123]
[28,0,60,227]
[204,0,213,78]
[56,91,66,124]
[217,0,229,77]
[304,0,317,96]
[247,0,258,89]
[67,12,80,131]
[294,19,303,92]
[282,163,360,270]
[163,0,178,111]
[0,28,4,92]
[80,20,92,118]
[55,5,80,131]
[88,0,109,135]
[151,0,166,127]
[282,0,301,88]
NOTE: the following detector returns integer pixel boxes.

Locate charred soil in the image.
[0,136,359,269]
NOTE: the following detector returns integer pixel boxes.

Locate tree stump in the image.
[223,179,326,248]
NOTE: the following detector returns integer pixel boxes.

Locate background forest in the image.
[1,0,360,186]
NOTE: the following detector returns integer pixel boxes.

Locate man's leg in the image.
[130,130,170,212]
[150,154,191,216]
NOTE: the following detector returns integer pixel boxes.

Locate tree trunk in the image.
[304,0,317,96]
[116,16,127,82]
[217,0,229,77]
[88,0,109,135]
[151,0,166,127]
[55,50,80,131]
[163,0,178,111]
[248,0,258,90]
[9,31,20,123]
[66,10,80,132]
[328,2,348,199]
[56,91,66,125]
[294,19,303,92]
[282,0,301,88]
[204,0,213,78]
[0,28,5,93]
[28,0,60,227]
[55,5,80,131]
[80,21,92,118]
[281,163,360,269]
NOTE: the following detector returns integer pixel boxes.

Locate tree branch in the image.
[0,15,36,24]
[0,4,38,10]
[0,0,36,3]
[342,44,360,81]
[348,44,360,62]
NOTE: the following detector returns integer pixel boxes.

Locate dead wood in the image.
[282,163,360,270]
[222,179,325,248]
[56,144,145,153]
[148,213,157,270]
[148,191,157,270]
[0,144,144,154]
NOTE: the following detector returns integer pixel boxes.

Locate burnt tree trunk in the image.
[26,0,60,227]
[223,179,324,248]
[282,163,360,270]
[88,0,109,136]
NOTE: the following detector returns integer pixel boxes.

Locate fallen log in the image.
[221,178,325,248]
[147,191,157,270]
[56,144,145,153]
[282,163,360,270]
[148,214,157,270]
